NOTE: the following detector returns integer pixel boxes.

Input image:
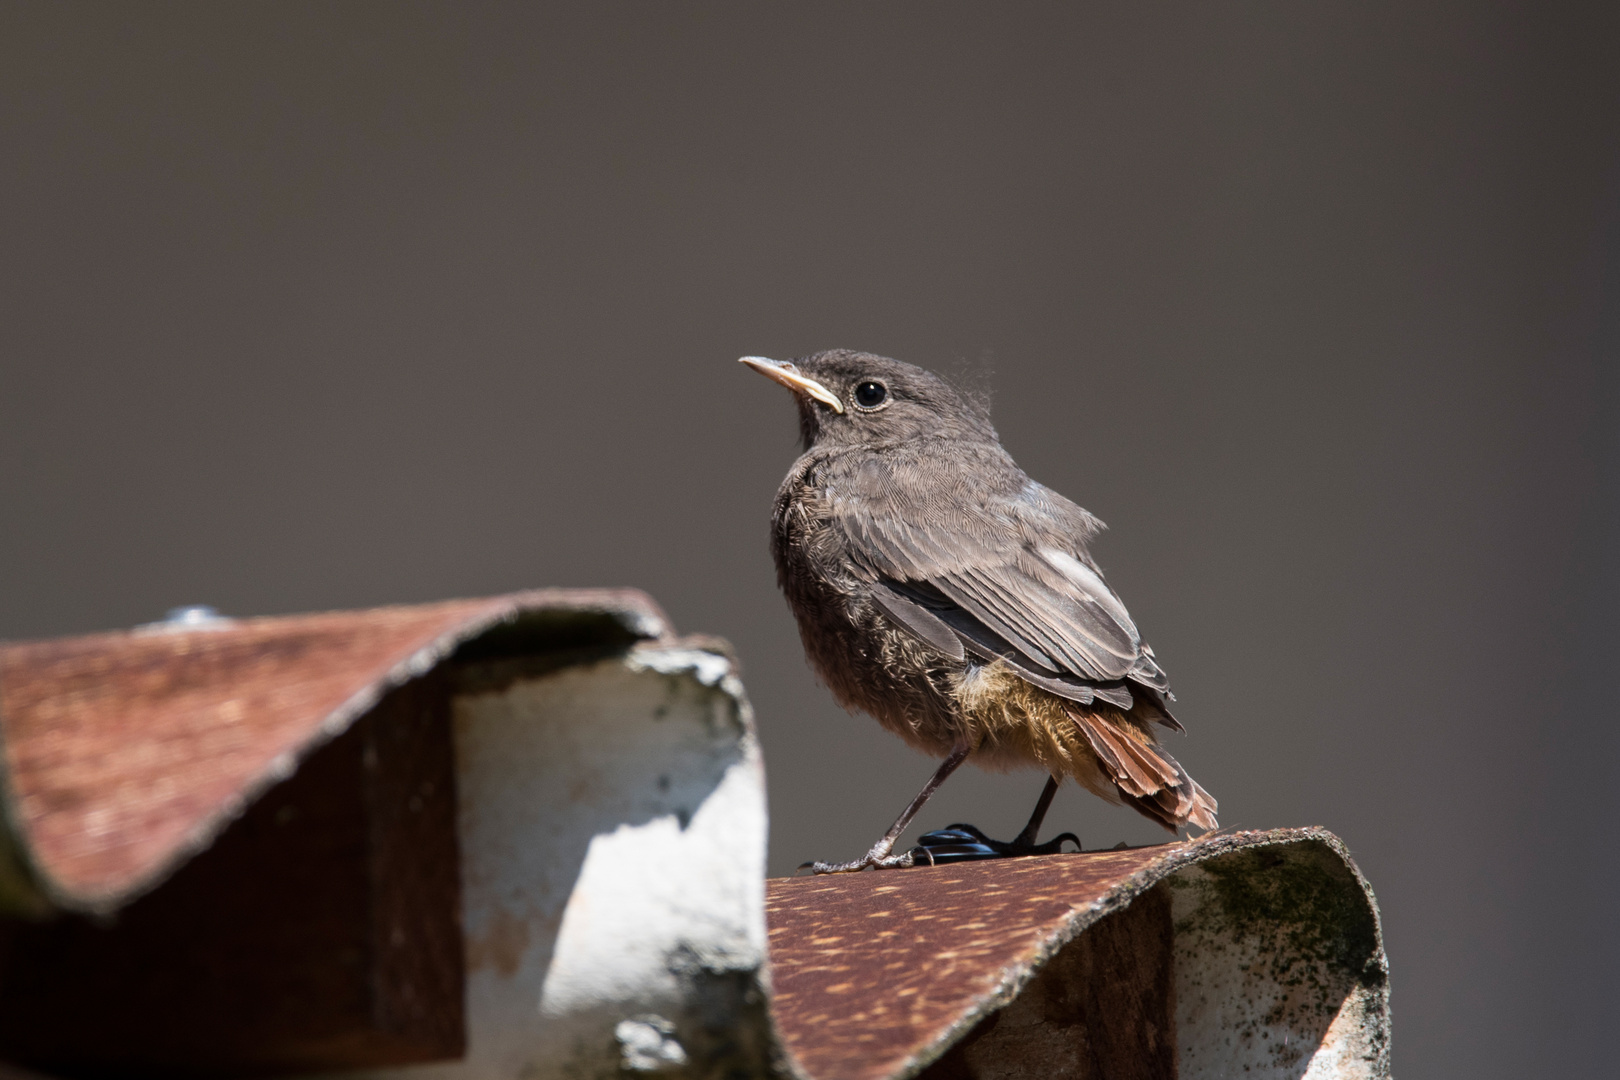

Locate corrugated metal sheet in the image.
[0,594,1388,1079]
[0,590,668,914]
[766,828,1388,1080]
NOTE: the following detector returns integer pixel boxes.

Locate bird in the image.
[740,350,1217,873]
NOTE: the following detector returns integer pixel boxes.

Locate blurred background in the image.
[2,4,1615,1076]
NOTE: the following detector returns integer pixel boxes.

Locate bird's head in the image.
[739,350,996,450]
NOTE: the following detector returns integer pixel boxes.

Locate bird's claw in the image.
[799,849,919,875]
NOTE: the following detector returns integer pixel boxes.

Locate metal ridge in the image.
[0,588,671,915]
[765,826,1384,1080]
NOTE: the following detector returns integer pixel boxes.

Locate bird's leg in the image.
[919,775,1082,861]
[1010,773,1062,848]
[805,742,973,874]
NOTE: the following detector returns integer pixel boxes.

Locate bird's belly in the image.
[782,576,969,758]
[790,584,1116,784]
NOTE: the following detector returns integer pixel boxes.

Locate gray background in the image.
[2,4,1616,1076]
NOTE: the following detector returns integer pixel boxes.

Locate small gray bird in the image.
[742,350,1217,873]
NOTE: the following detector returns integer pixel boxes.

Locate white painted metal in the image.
[340,643,770,1080]
[1169,845,1390,1080]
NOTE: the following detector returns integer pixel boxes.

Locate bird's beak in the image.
[738,356,845,414]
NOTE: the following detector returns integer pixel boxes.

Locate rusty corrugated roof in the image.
[0,589,668,914]
[765,827,1380,1080]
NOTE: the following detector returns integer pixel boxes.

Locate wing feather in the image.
[938,571,1070,674]
[827,444,1177,708]
[929,574,1064,672]
[964,563,1115,677]
[868,582,966,662]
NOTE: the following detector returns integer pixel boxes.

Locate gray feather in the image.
[868,581,966,662]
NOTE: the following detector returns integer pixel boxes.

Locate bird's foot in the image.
[799,848,919,875]
[798,837,924,874]
[910,823,1081,864]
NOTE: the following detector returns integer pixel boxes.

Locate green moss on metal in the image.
[1191,842,1381,990]
[1169,839,1386,1072]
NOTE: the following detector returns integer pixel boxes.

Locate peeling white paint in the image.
[627,646,734,690]
[616,1016,688,1072]
[335,647,770,1080]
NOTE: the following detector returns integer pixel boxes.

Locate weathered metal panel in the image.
[0,590,667,914]
[916,884,1176,1080]
[0,673,467,1073]
[0,593,1387,1080]
[765,828,1388,1080]
[1169,840,1388,1079]
[340,642,774,1080]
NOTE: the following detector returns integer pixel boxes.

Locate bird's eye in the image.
[853,381,888,409]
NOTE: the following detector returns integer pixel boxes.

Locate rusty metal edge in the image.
[0,741,50,919]
[845,826,1389,1080]
[0,588,672,917]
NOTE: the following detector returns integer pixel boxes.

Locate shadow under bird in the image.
[741,350,1218,873]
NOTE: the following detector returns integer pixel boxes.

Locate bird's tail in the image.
[1065,703,1219,832]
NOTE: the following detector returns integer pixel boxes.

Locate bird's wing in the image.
[827,446,1173,704]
